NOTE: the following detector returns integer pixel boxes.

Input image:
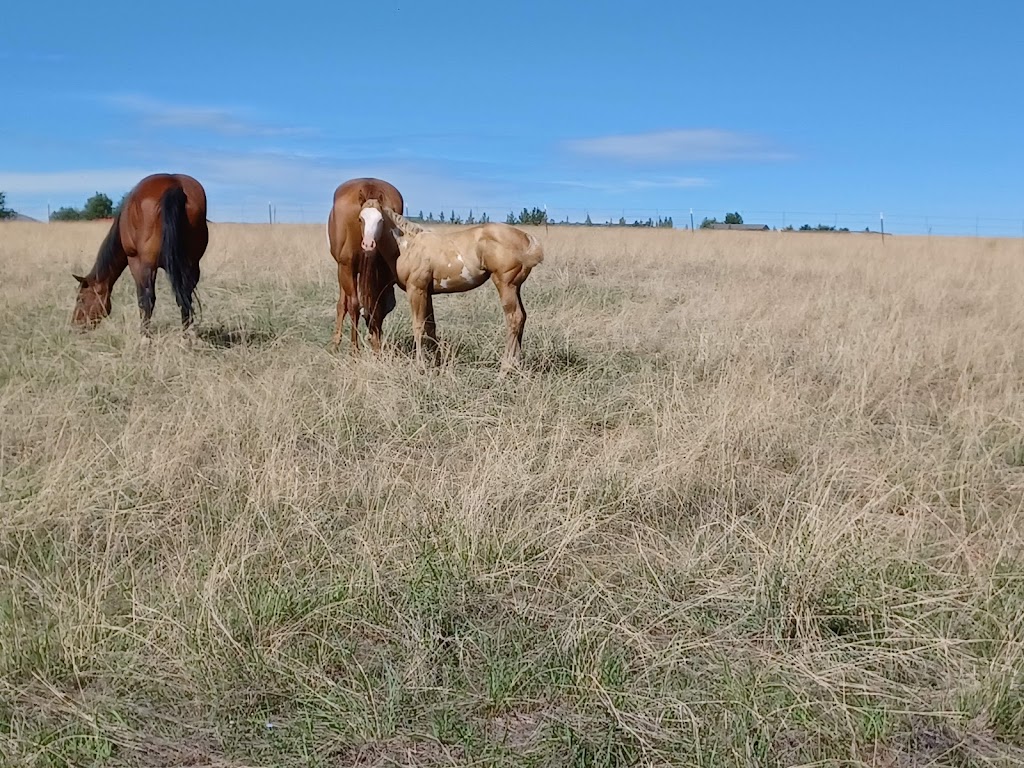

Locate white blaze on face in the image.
[359,206,384,251]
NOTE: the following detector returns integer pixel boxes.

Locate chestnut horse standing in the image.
[326,177,404,353]
[71,173,209,337]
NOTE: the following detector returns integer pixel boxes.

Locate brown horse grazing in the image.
[326,177,404,353]
[362,200,545,372]
[71,173,209,337]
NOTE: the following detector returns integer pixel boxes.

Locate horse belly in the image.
[430,249,487,293]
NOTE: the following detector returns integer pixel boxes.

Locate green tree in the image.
[50,206,82,221]
[585,213,592,226]
[506,211,517,224]
[618,216,626,226]
[515,206,547,226]
[466,209,475,224]
[0,191,16,220]
[700,217,717,229]
[480,212,490,223]
[83,192,114,220]
[724,211,743,225]
[439,210,446,223]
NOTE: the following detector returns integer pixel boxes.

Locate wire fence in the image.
[209,202,1024,238]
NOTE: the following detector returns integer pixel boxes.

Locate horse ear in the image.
[72,273,88,285]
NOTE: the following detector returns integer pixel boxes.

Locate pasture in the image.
[2,221,1024,767]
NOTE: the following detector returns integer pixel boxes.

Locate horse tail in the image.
[160,184,198,320]
[356,247,396,320]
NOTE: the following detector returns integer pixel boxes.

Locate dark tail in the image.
[160,185,199,323]
[356,250,396,321]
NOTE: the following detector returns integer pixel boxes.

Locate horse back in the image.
[120,173,208,262]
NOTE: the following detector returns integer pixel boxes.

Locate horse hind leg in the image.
[128,257,158,339]
[493,272,527,374]
[178,264,200,334]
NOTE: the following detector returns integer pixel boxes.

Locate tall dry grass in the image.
[2,220,1024,767]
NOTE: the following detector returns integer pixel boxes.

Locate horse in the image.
[325,177,404,353]
[70,173,209,338]
[360,200,545,372]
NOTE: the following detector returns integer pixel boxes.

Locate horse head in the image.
[70,273,112,330]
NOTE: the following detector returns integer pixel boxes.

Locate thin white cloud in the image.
[0,156,495,223]
[564,129,792,164]
[196,154,512,222]
[547,176,709,193]
[104,94,315,138]
[0,168,154,196]
[627,176,709,189]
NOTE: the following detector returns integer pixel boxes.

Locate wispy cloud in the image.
[627,176,709,189]
[564,129,793,164]
[0,153,498,222]
[103,94,315,138]
[547,176,709,193]
[0,168,156,196]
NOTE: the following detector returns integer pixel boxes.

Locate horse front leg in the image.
[407,285,431,367]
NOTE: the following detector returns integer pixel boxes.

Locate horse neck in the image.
[89,220,129,286]
[388,209,425,237]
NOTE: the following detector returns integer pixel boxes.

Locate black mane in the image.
[91,212,124,279]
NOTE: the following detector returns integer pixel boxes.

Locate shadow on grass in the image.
[197,324,278,349]
[522,342,591,374]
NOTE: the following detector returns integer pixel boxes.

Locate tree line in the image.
[409,206,674,228]
[409,209,492,225]
[4,193,850,232]
[0,191,17,219]
[48,192,128,222]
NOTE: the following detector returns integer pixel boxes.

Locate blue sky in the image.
[2,0,1022,234]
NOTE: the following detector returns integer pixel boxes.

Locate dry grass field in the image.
[2,220,1024,767]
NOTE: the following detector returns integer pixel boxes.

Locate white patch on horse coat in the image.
[460,265,473,282]
[440,278,450,289]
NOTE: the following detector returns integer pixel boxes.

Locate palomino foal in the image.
[362,200,545,372]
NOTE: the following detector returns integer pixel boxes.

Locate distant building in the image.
[707,222,769,231]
